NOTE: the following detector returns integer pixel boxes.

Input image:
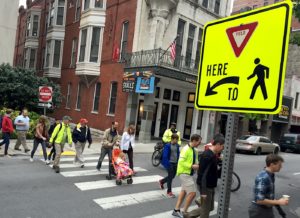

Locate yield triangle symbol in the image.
[226,22,258,57]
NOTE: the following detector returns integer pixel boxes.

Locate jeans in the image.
[0,132,11,155]
[96,147,112,170]
[123,145,134,170]
[161,162,177,193]
[31,138,47,160]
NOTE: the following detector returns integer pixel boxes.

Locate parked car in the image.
[236,135,280,155]
[279,133,300,153]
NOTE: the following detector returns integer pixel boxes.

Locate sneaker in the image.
[172,210,183,218]
[55,166,60,173]
[14,148,21,151]
[29,158,34,162]
[158,180,164,190]
[80,164,84,168]
[167,192,176,198]
[45,160,50,165]
[24,149,30,153]
[195,198,201,207]
[96,167,101,171]
[4,154,12,158]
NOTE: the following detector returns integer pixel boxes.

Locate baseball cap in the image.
[80,118,88,124]
[62,115,72,121]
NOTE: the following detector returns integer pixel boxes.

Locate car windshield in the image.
[246,136,259,142]
[238,135,251,140]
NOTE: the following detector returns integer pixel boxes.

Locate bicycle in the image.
[151,142,164,167]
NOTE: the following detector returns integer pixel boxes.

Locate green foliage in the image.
[243,113,268,121]
[293,0,300,22]
[0,64,62,112]
[290,32,300,45]
[0,108,49,139]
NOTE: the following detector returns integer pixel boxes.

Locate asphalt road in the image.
[0,151,299,218]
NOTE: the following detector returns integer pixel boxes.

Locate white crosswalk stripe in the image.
[59,156,106,162]
[60,166,147,177]
[75,175,163,191]
[49,161,107,168]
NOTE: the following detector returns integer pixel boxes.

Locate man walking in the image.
[248,154,289,218]
[49,116,73,173]
[14,109,30,153]
[0,109,14,157]
[72,118,92,168]
[96,122,119,177]
[184,134,225,218]
[172,134,201,217]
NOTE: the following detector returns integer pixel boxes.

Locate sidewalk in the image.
[0,139,157,157]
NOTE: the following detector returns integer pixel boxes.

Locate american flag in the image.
[170,40,176,61]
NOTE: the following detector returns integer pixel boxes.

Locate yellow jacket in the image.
[162,128,181,145]
[49,123,72,145]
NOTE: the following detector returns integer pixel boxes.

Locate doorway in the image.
[183,107,194,139]
[159,103,170,137]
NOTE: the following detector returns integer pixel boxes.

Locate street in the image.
[0,149,299,218]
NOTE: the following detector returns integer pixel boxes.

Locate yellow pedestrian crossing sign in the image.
[195,1,292,114]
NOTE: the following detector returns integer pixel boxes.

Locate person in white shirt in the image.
[14,109,30,153]
[121,124,136,174]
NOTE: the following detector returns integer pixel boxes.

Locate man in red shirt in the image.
[0,109,14,157]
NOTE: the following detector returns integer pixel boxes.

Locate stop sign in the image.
[39,86,53,102]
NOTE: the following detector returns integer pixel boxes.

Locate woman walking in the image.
[121,125,136,174]
[30,116,49,164]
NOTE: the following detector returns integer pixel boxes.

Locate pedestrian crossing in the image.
[43,155,221,217]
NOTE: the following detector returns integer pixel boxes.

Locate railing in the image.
[124,49,198,76]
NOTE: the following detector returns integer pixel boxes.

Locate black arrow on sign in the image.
[205,76,240,96]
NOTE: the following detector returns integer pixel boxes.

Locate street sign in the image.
[39,86,53,103]
[38,102,52,108]
[195,2,292,114]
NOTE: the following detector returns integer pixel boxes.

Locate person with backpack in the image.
[0,109,14,157]
[163,122,182,145]
[72,118,92,168]
[49,116,73,173]
[14,109,30,153]
[183,134,225,218]
[47,119,60,162]
[30,116,49,164]
[158,133,180,198]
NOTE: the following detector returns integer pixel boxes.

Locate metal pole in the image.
[217,112,239,218]
[44,106,46,116]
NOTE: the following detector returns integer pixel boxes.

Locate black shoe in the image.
[14,148,21,151]
[24,149,30,153]
[55,166,60,173]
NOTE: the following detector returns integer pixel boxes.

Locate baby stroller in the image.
[106,147,133,185]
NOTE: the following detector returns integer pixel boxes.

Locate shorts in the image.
[179,174,196,194]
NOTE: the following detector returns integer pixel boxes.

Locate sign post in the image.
[39,86,53,116]
[194,2,292,218]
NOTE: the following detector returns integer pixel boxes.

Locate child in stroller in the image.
[106,147,133,185]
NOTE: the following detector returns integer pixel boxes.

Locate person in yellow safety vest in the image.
[162,122,181,145]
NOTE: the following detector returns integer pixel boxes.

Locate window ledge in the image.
[106,113,115,117]
[91,111,98,114]
[65,107,71,110]
[75,109,81,111]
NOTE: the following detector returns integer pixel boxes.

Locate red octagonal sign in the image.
[39,86,53,102]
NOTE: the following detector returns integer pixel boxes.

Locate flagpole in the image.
[158,35,178,61]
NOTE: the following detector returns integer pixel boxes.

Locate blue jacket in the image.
[161,143,180,169]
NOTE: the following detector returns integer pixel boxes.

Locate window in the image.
[53,40,61,67]
[253,5,257,9]
[174,19,185,67]
[84,0,90,10]
[197,111,203,129]
[214,0,220,14]
[108,82,118,114]
[120,21,129,60]
[29,49,36,69]
[32,15,39,36]
[202,0,208,8]
[295,92,299,109]
[49,3,54,27]
[79,29,87,62]
[92,82,101,112]
[44,12,48,34]
[45,40,51,67]
[23,48,28,68]
[155,87,160,98]
[185,24,196,67]
[274,0,279,2]
[264,1,268,6]
[195,28,203,69]
[76,83,83,110]
[90,27,100,62]
[173,90,181,101]
[56,0,65,25]
[71,38,77,67]
[95,0,103,8]
[66,83,71,109]
[163,89,171,100]
[75,0,81,21]
[188,92,195,103]
[26,15,31,36]
[41,47,45,70]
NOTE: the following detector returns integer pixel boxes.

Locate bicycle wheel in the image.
[152,150,162,167]
[231,172,241,192]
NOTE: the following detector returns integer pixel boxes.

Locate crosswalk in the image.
[42,155,220,217]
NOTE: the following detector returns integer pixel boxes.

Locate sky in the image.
[19,0,26,7]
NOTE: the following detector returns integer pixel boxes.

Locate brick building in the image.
[14,0,233,142]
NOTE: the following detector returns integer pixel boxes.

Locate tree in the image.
[293,0,300,22]
[0,64,62,112]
